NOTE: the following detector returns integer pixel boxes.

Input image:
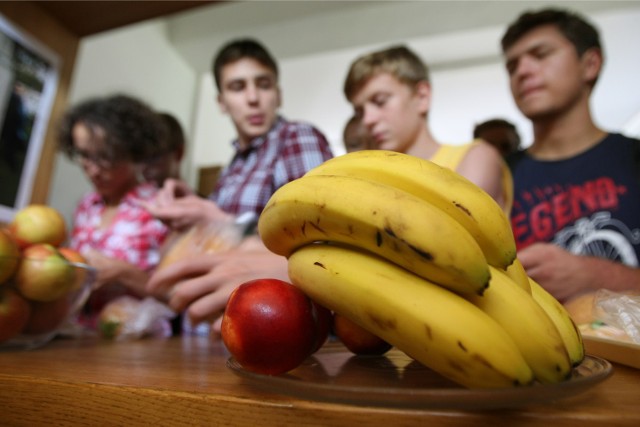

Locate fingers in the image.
[158,178,192,203]
[168,273,221,314]
[145,197,205,230]
[147,255,220,296]
[210,317,223,337]
[184,289,229,326]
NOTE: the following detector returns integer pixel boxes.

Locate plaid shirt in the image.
[211,117,333,216]
[70,183,170,271]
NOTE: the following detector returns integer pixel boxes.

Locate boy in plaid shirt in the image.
[146,39,332,335]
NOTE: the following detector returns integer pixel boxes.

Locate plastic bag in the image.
[98,296,175,341]
[593,289,640,344]
[156,219,244,271]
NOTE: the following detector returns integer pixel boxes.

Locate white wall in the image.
[191,6,640,167]
[46,1,640,226]
[47,21,197,226]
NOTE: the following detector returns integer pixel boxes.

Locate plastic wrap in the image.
[157,220,244,271]
[98,296,175,341]
[593,290,640,344]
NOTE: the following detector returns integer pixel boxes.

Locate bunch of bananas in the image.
[257,150,584,389]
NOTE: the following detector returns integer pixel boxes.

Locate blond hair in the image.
[344,45,430,101]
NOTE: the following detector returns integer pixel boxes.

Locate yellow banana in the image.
[305,150,516,269]
[466,267,572,384]
[504,258,532,294]
[528,277,585,367]
[258,174,490,295]
[287,243,534,389]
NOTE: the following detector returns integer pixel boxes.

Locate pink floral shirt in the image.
[70,183,169,271]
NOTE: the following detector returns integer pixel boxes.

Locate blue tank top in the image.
[507,133,640,267]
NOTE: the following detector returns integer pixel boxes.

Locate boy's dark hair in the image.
[473,118,518,139]
[212,39,278,91]
[501,8,602,58]
[158,112,185,154]
[58,94,167,163]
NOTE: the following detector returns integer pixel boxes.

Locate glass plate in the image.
[227,345,613,410]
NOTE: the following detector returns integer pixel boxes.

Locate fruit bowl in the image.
[0,255,96,351]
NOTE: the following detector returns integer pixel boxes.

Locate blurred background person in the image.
[58,94,171,328]
[142,111,186,187]
[343,115,373,153]
[344,45,511,212]
[145,38,333,336]
[502,8,640,303]
[473,118,522,158]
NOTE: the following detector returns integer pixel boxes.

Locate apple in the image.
[58,247,90,291]
[0,228,20,284]
[221,279,322,375]
[0,286,32,343]
[311,301,333,353]
[23,296,70,335]
[15,244,75,302]
[333,313,392,356]
[8,204,67,249]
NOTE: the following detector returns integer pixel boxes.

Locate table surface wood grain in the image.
[0,335,638,426]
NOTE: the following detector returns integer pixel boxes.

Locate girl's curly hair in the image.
[58,94,168,163]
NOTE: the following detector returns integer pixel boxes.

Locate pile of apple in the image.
[221,278,392,376]
[0,204,89,345]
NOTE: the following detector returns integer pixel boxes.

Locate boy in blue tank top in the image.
[502,8,640,303]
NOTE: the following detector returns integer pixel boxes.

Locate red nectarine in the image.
[221,279,322,375]
[334,313,392,355]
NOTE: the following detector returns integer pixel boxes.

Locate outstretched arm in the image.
[146,235,289,335]
[143,178,234,231]
[83,250,150,296]
[518,242,640,302]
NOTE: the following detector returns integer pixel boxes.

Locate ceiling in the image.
[33,0,223,37]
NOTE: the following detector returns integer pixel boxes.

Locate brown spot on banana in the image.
[408,244,434,261]
[313,261,326,269]
[424,325,433,340]
[307,220,326,235]
[453,201,473,218]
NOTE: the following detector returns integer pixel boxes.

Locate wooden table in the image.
[0,335,638,426]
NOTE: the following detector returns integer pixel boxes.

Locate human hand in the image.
[144,185,233,231]
[517,243,593,302]
[82,249,127,289]
[156,178,194,204]
[146,237,289,336]
[82,249,150,296]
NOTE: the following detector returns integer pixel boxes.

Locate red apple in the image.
[8,204,67,249]
[15,244,75,302]
[221,279,320,375]
[0,228,20,284]
[23,296,70,335]
[334,313,392,356]
[0,286,32,343]
[58,247,90,290]
[311,301,333,353]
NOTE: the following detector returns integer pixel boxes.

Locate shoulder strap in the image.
[430,142,477,170]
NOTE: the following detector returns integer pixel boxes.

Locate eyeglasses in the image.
[71,149,120,169]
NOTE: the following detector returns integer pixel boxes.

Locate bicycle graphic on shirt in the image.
[553,212,640,267]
